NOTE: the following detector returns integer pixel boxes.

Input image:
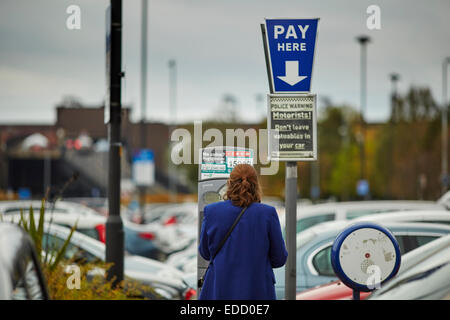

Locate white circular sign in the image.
[331,223,401,291]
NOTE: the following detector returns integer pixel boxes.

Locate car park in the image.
[274,220,450,299]
[0,223,49,300]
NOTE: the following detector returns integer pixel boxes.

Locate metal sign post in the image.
[105,0,124,287]
[262,18,319,300]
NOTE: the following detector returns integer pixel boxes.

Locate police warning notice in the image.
[268,94,317,161]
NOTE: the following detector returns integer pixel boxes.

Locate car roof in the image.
[3,211,106,229]
[297,200,442,211]
[353,210,450,223]
[0,200,101,216]
[278,200,445,224]
[296,220,450,249]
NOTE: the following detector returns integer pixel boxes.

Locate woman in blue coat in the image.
[198,164,288,300]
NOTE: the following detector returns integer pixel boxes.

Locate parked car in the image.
[123,221,166,260]
[0,200,168,259]
[63,197,109,216]
[295,280,371,300]
[352,210,450,225]
[274,220,450,299]
[279,200,446,235]
[0,223,49,300]
[43,223,194,299]
[368,234,450,300]
[296,234,450,300]
[0,200,106,243]
[127,202,198,259]
[166,242,197,273]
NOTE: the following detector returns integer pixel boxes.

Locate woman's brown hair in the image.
[224,164,262,207]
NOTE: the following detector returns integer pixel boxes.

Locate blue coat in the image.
[198,200,288,300]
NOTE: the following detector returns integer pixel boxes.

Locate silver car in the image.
[369,234,450,300]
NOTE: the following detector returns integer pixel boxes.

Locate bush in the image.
[43,262,161,300]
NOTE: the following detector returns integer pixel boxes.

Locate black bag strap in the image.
[211,206,247,261]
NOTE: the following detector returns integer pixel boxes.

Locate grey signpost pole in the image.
[285,161,297,300]
[262,22,298,301]
[106,0,124,287]
[261,19,318,300]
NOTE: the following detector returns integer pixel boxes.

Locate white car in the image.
[369,234,450,300]
[166,242,197,273]
[279,200,446,234]
[353,210,450,225]
[0,200,107,242]
[139,202,198,255]
[43,223,194,299]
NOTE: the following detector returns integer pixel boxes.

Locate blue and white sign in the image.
[357,179,370,197]
[331,222,401,293]
[264,18,319,93]
[132,149,155,187]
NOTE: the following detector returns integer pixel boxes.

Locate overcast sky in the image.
[0,0,449,125]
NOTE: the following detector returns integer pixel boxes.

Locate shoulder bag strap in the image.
[211,206,247,261]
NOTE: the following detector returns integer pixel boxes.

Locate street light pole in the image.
[168,59,177,203]
[356,35,370,195]
[441,57,450,195]
[106,0,124,287]
[139,0,148,218]
[140,0,148,138]
[390,73,400,121]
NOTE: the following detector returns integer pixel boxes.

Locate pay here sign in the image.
[264,18,319,93]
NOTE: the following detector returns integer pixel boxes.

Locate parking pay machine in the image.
[197,146,254,293]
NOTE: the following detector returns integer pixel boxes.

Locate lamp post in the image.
[168,59,177,203]
[106,0,124,287]
[389,73,400,121]
[356,35,370,198]
[441,57,450,195]
[139,0,148,218]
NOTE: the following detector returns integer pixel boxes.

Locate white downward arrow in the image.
[277,61,307,86]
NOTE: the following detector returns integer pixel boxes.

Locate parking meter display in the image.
[200,148,253,180]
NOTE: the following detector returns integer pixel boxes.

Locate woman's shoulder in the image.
[251,202,278,216]
[204,200,232,213]
[205,201,277,215]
